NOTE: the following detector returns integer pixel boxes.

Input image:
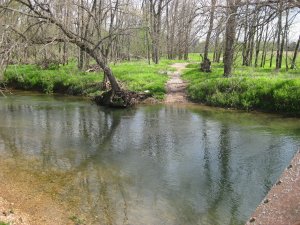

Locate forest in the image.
[0,0,300,112]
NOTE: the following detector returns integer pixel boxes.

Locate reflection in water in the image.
[0,94,300,225]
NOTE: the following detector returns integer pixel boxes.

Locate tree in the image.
[223,0,240,77]
[291,35,300,69]
[200,0,216,72]
[148,0,167,64]
[2,0,137,106]
[275,0,283,70]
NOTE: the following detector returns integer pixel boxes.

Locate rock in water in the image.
[93,90,152,108]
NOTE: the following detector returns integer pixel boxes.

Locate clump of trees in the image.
[212,0,299,76]
[197,0,300,76]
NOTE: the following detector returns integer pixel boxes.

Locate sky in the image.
[289,15,300,42]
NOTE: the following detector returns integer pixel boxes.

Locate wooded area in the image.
[1,2,300,224]
[0,0,300,106]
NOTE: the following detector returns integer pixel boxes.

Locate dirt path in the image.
[165,63,189,103]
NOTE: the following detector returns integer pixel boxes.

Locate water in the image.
[0,92,300,225]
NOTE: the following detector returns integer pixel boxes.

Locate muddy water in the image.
[1,92,300,225]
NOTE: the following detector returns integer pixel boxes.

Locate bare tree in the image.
[2,0,143,106]
[147,0,170,64]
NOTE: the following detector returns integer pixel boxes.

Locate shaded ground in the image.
[245,151,300,225]
[165,63,189,103]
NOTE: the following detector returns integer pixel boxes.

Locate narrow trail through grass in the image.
[165,63,189,103]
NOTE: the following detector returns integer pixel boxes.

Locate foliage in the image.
[183,62,300,116]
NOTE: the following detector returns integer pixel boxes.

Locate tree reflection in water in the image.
[0,95,300,225]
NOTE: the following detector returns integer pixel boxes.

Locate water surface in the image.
[0,93,300,225]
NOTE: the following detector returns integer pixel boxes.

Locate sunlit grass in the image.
[4,59,174,99]
[111,61,171,99]
[4,51,300,108]
[182,59,300,115]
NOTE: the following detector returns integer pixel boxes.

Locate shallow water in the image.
[0,92,300,225]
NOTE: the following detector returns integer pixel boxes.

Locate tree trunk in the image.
[78,49,85,70]
[168,0,178,60]
[201,0,216,72]
[260,23,269,67]
[63,41,68,65]
[203,0,216,60]
[94,56,120,92]
[284,8,289,71]
[291,35,300,69]
[146,29,151,65]
[276,0,283,70]
[213,33,220,62]
[223,1,238,77]
[149,0,164,64]
[254,25,264,67]
[270,28,278,68]
[248,29,255,66]
[242,4,249,66]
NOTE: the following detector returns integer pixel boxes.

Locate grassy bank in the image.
[5,53,300,115]
[183,63,300,116]
[4,59,181,100]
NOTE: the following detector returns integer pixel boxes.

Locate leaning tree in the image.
[1,0,138,107]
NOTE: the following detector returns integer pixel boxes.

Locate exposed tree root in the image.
[0,81,9,97]
[93,90,152,108]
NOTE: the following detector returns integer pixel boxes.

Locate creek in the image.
[0,92,300,225]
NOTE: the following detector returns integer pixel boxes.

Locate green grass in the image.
[5,52,300,114]
[182,61,300,115]
[4,62,102,96]
[110,60,172,99]
[4,60,175,99]
[0,221,9,225]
